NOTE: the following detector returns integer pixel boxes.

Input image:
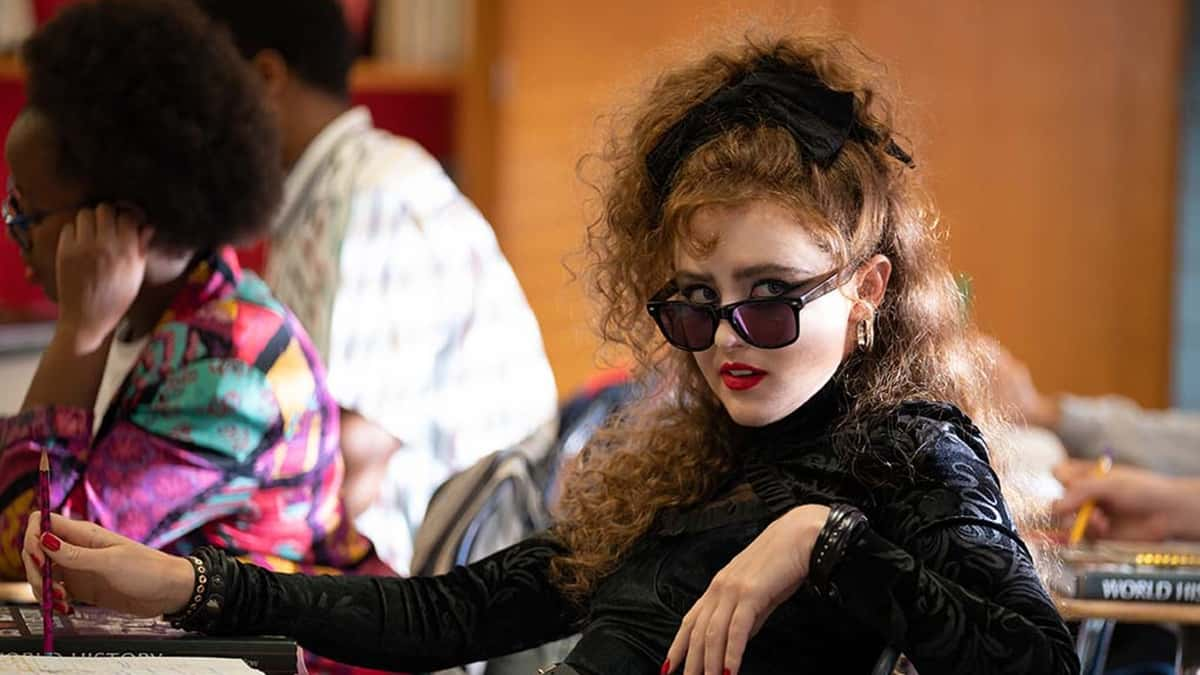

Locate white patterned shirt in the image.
[1057,394,1200,475]
[266,107,558,573]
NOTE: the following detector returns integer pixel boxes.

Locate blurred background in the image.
[0,0,1196,411]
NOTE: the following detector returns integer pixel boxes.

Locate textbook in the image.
[0,606,296,675]
[1075,567,1200,604]
[1062,541,1200,569]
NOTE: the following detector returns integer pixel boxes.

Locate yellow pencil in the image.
[1068,453,1114,546]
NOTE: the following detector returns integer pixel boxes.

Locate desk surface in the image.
[1057,596,1200,624]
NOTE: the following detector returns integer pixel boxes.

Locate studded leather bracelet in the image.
[163,546,227,632]
[808,503,869,593]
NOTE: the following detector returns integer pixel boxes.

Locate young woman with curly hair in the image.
[21,32,1079,675]
[0,0,374,581]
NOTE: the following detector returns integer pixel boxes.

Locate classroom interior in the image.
[0,0,1195,412]
[0,1,1199,672]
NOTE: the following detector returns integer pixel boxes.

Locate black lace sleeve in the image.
[828,407,1079,675]
[190,536,582,672]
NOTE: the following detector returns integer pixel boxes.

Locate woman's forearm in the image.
[189,537,581,671]
[19,327,110,414]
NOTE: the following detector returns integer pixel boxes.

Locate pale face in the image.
[671,200,881,427]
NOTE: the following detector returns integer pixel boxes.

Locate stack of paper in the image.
[0,655,263,674]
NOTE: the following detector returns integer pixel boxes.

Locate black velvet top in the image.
[187,386,1079,674]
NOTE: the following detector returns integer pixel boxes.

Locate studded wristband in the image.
[163,546,227,632]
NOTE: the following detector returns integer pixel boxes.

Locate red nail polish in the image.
[40,532,61,552]
[53,601,67,614]
[724,669,731,675]
[51,587,64,600]
[660,660,670,675]
[40,533,61,552]
[30,552,42,567]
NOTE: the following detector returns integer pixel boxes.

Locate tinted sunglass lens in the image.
[657,304,716,351]
[732,301,798,348]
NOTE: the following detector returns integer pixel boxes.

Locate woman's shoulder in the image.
[867,400,992,471]
[125,288,326,434]
[851,401,1004,504]
[152,272,307,366]
[864,401,1016,531]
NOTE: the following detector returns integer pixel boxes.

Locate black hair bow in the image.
[644,56,913,212]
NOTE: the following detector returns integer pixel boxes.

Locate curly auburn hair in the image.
[549,34,1012,604]
[21,0,282,251]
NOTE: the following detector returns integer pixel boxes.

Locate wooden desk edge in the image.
[1056,595,1200,624]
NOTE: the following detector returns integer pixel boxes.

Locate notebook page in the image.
[0,655,263,674]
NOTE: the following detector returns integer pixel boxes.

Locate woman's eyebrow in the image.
[732,263,813,281]
[673,270,713,285]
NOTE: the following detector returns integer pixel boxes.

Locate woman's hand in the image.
[54,204,154,352]
[1052,460,1200,541]
[664,504,830,675]
[23,511,194,618]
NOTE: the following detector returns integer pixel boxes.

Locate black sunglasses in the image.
[646,268,850,351]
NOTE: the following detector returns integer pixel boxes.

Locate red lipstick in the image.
[719,362,768,391]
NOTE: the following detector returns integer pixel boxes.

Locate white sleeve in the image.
[324,179,448,446]
[325,144,556,458]
[1057,394,1200,475]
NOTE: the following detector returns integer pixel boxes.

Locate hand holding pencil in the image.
[22,511,197,620]
[1052,458,1193,542]
[1066,452,1112,545]
[38,450,53,655]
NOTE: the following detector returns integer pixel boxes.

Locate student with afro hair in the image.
[0,0,376,580]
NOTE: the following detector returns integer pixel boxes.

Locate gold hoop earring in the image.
[856,305,876,351]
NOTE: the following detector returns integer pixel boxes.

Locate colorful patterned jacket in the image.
[0,247,373,579]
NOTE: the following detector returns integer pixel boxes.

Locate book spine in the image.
[1077,571,1200,604]
[0,639,297,675]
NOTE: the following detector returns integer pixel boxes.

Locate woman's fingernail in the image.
[660,661,670,675]
[51,587,64,600]
[724,670,731,675]
[40,532,61,552]
[30,552,42,567]
[53,600,68,614]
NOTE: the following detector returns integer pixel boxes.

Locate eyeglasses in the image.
[646,268,850,351]
[2,176,89,254]
[2,177,35,252]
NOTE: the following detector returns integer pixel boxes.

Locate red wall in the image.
[0,79,51,322]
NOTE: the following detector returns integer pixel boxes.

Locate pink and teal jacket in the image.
[0,247,374,579]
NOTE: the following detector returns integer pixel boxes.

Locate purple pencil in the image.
[38,449,53,655]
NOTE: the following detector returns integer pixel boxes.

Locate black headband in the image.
[644,56,914,211]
